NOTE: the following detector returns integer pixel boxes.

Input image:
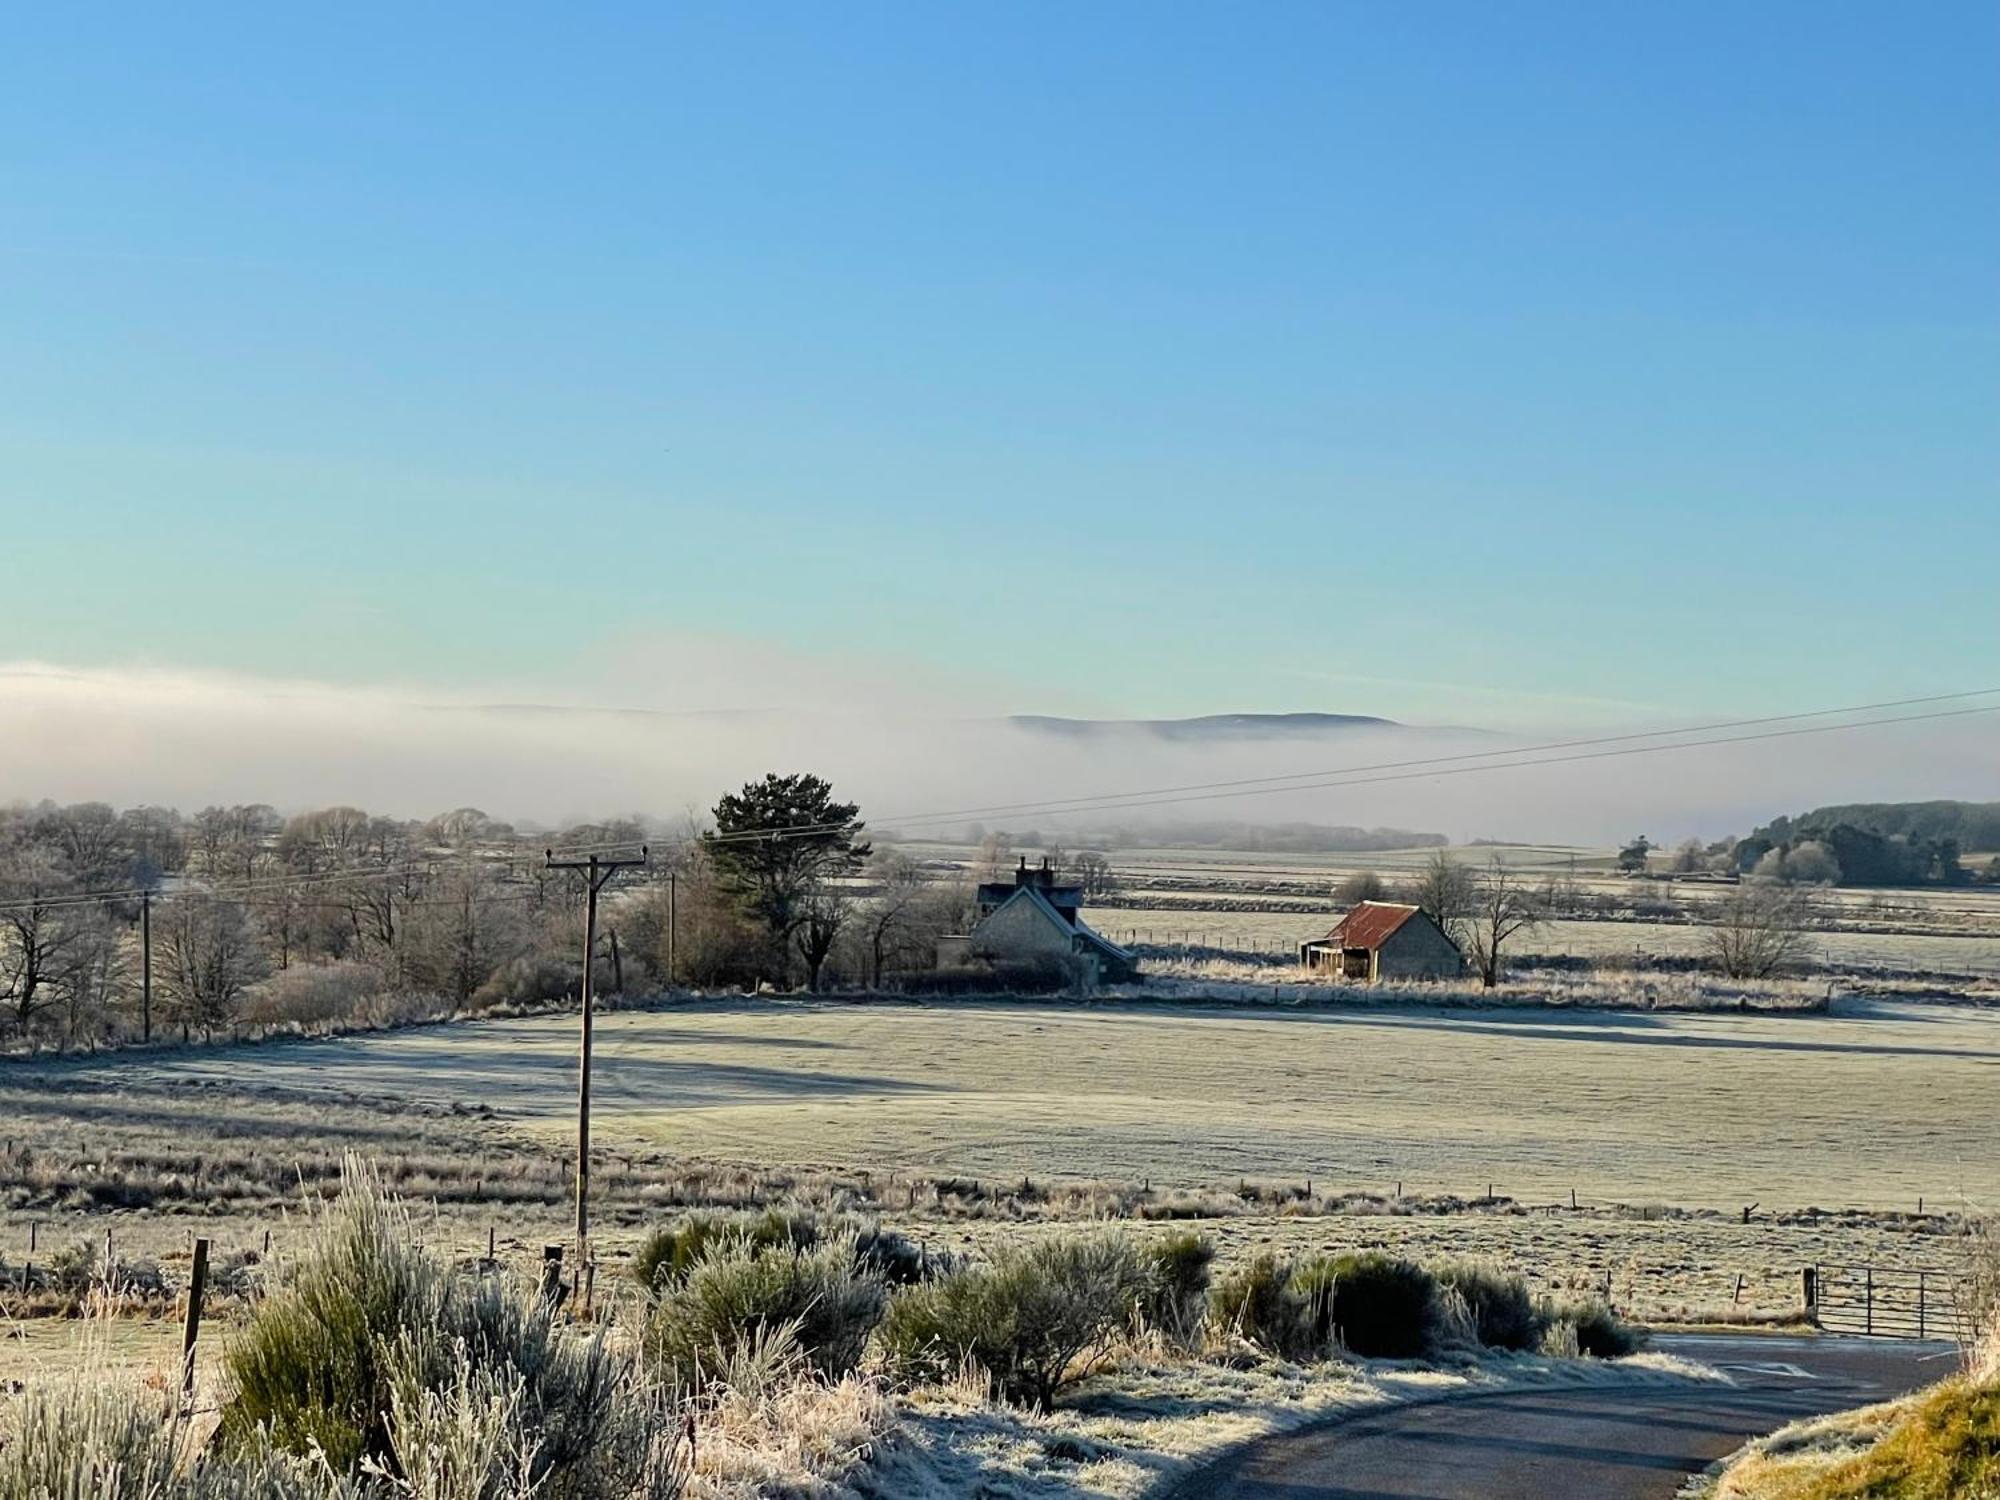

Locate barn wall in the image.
[1377,918,1463,980]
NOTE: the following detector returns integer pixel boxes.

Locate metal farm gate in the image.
[1809,1263,1959,1340]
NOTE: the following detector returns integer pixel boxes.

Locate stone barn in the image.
[1298,901,1462,982]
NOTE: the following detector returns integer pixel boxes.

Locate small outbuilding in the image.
[1299,901,1462,983]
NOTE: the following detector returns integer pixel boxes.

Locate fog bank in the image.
[1,662,1992,846]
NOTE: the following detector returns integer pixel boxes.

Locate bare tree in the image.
[190,804,280,879]
[403,861,523,1007]
[117,804,185,886]
[37,802,130,889]
[1071,850,1117,900]
[977,831,1014,882]
[1411,850,1477,945]
[0,844,88,1035]
[157,895,268,1040]
[794,885,848,993]
[1707,883,1815,978]
[861,851,928,986]
[55,914,126,1049]
[1464,858,1546,988]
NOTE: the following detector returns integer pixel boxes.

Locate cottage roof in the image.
[1314,900,1423,952]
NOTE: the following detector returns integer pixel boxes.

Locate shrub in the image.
[878,1232,1150,1408]
[1537,1295,1644,1358]
[0,1377,187,1500]
[1300,1253,1436,1359]
[0,1375,357,1500]
[631,1208,924,1296]
[1139,1231,1215,1348]
[42,1240,99,1297]
[1435,1262,1541,1352]
[221,1154,681,1497]
[642,1237,885,1392]
[632,1211,791,1294]
[242,961,389,1030]
[1210,1253,1320,1360]
[472,954,579,1010]
[220,1161,443,1470]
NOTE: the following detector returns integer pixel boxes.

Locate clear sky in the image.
[3,3,1995,730]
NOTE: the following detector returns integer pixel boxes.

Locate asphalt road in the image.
[1176,1335,1955,1500]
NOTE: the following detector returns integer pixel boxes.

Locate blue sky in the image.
[3,3,1995,729]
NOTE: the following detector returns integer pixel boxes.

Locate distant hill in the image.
[1009,712,1400,741]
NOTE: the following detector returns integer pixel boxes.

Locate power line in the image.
[2,689,1996,915]
[544,695,2000,853]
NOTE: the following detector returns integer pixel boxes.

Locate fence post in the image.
[539,1244,565,1307]
[1802,1265,1817,1315]
[182,1237,210,1401]
[1865,1265,1874,1336]
[1918,1271,1927,1340]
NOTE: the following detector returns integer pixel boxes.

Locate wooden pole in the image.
[578,855,597,1277]
[544,847,646,1304]
[667,871,678,987]
[181,1237,210,1399]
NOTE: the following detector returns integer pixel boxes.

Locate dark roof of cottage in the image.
[1310,901,1423,952]
[976,856,1083,922]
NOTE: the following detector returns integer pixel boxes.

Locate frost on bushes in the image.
[879,1231,1151,1409]
[1139,1231,1216,1349]
[641,1236,885,1393]
[473,954,581,1010]
[1212,1251,1447,1361]
[1536,1295,1644,1358]
[221,1160,441,1468]
[242,961,392,1031]
[1434,1262,1541,1352]
[0,1376,360,1500]
[1210,1253,1322,1360]
[217,1154,683,1498]
[631,1208,924,1296]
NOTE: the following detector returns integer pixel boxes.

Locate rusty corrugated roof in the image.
[1328,901,1421,951]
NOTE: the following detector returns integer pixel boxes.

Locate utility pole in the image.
[140,891,153,1043]
[543,846,647,1304]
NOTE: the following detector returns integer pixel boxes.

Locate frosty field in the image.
[116,995,2000,1214]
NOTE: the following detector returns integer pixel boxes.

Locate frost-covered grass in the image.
[1127,959,1835,1012]
[63,993,2000,1216]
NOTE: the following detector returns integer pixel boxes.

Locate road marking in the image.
[1718,1362,1816,1379]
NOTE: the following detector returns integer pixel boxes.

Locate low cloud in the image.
[0,660,1992,846]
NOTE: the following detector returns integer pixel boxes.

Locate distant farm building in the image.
[1299,901,1462,982]
[940,857,1138,987]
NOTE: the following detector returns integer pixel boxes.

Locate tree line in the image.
[0,774,975,1052]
